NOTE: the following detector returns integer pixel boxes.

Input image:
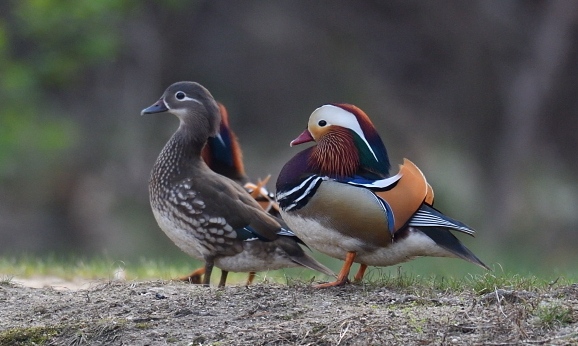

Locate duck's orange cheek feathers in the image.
[308,124,331,141]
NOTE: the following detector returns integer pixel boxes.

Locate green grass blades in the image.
[0,254,575,289]
[0,255,194,281]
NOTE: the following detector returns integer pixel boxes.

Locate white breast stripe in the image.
[277,175,319,200]
[280,176,324,212]
[292,177,323,203]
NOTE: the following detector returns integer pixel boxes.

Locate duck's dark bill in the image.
[141,100,169,115]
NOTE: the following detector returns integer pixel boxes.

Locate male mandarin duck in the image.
[276,104,489,288]
[180,102,282,285]
[142,81,334,287]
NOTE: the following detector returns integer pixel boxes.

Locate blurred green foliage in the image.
[0,1,197,180]
[11,0,128,86]
[0,0,134,179]
[4,1,145,182]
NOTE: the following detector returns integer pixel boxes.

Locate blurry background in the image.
[1,0,577,278]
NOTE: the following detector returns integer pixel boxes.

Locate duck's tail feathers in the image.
[417,226,490,270]
[277,237,336,278]
[290,252,337,278]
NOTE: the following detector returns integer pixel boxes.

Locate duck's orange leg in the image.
[314,251,356,288]
[178,267,206,284]
[353,264,368,282]
[246,176,281,215]
[248,175,271,199]
[246,272,256,286]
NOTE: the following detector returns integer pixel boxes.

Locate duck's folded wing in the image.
[343,159,429,234]
[198,174,283,242]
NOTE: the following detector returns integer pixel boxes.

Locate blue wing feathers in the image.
[235,226,269,241]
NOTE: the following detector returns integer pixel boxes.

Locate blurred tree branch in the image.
[491,0,578,235]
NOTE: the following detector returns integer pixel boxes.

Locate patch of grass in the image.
[309,322,328,335]
[466,271,542,294]
[1,275,14,286]
[0,255,324,285]
[362,266,459,295]
[65,319,127,345]
[360,264,574,296]
[407,315,427,334]
[166,335,179,343]
[0,326,62,345]
[363,266,421,289]
[0,254,575,290]
[0,321,128,346]
[280,309,306,321]
[0,255,196,281]
[0,255,123,280]
[134,322,151,330]
[533,300,574,328]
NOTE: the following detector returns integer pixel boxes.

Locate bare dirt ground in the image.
[1,278,577,346]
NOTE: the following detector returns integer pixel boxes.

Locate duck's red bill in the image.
[290,129,314,146]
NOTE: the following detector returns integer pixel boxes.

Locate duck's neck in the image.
[309,129,392,180]
[310,128,359,178]
[152,126,207,185]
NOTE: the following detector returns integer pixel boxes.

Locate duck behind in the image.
[203,103,280,216]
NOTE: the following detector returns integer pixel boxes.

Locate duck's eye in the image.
[175,91,186,100]
[318,120,327,127]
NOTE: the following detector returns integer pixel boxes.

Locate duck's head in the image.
[142,81,221,139]
[290,104,391,178]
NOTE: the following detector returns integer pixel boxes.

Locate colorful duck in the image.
[276,104,488,288]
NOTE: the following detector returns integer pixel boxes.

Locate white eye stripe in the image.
[175,91,203,105]
[182,96,202,105]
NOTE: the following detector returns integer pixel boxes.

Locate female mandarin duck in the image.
[181,102,282,285]
[276,104,489,288]
[142,82,334,287]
